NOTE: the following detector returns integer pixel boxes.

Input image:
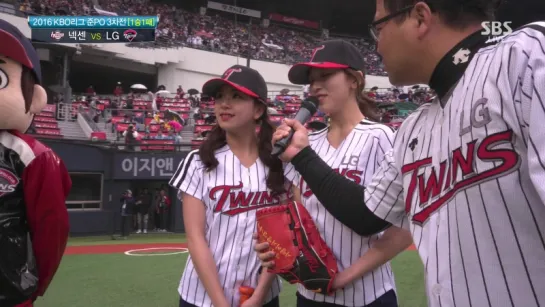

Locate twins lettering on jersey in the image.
[300,155,363,198]
[401,98,520,225]
[211,182,287,215]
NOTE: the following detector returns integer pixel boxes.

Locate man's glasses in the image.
[368,5,415,42]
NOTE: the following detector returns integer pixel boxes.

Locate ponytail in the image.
[345,69,380,122]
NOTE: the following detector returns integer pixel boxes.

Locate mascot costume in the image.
[0,20,71,306]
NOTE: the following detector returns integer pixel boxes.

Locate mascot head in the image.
[0,20,47,133]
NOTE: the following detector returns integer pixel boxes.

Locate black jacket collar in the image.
[429,29,498,105]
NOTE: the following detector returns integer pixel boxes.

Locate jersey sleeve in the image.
[23,151,71,297]
[518,23,545,205]
[364,139,409,230]
[283,162,300,186]
[169,150,204,200]
[375,127,395,167]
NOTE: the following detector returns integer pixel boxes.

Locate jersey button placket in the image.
[237,166,250,278]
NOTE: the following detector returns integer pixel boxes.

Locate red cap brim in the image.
[288,62,349,84]
[0,29,33,69]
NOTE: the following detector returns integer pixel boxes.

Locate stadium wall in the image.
[42,140,188,235]
[1,12,395,92]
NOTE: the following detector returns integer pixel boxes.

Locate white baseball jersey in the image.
[366,23,545,307]
[284,120,397,306]
[169,146,289,307]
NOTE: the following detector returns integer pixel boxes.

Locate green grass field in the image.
[35,234,427,307]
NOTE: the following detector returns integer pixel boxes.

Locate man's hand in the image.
[253,233,276,269]
[272,119,310,162]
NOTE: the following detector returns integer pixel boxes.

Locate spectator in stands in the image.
[15,0,388,76]
[86,85,96,96]
[155,189,170,232]
[88,98,99,123]
[136,188,152,234]
[122,125,138,150]
[174,132,183,149]
[177,85,184,96]
[151,114,164,124]
[114,82,123,96]
[165,129,176,140]
[154,131,167,139]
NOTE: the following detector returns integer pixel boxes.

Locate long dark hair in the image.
[199,101,285,195]
[345,69,380,121]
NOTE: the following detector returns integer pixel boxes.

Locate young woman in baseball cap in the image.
[256,40,413,307]
[169,65,288,307]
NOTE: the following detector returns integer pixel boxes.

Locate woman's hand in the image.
[240,295,263,307]
[331,270,351,290]
[253,233,276,269]
[272,119,310,162]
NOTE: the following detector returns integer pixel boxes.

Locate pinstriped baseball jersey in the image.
[284,120,397,306]
[169,146,289,307]
[366,23,545,307]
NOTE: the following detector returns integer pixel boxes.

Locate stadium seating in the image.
[17,0,386,76]
[32,104,64,138]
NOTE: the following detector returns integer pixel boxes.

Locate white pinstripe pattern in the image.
[284,120,397,306]
[169,146,287,307]
[366,24,545,307]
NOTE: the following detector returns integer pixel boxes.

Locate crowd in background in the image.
[15,0,387,76]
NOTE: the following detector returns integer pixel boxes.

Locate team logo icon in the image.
[222,68,242,79]
[50,31,64,41]
[0,168,19,197]
[123,29,137,42]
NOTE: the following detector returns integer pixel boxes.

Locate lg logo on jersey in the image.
[340,155,359,167]
[402,97,520,224]
[459,97,491,135]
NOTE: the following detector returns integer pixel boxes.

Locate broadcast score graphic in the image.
[29,16,158,44]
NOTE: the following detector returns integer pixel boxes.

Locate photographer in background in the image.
[119,190,135,239]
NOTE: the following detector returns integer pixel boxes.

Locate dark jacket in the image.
[1,131,70,307]
[137,193,152,214]
[120,196,135,216]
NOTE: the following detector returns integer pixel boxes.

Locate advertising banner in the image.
[207,1,261,18]
[113,152,187,179]
[268,13,319,29]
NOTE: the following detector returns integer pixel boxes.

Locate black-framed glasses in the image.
[368,5,415,42]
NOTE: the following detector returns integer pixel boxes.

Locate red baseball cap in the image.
[0,19,42,84]
[202,65,268,103]
[288,40,366,85]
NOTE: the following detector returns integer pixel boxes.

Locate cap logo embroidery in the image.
[222,68,242,79]
[310,45,325,61]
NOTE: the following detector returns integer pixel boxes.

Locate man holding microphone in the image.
[256,0,545,306]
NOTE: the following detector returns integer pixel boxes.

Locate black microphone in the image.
[271,96,319,157]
